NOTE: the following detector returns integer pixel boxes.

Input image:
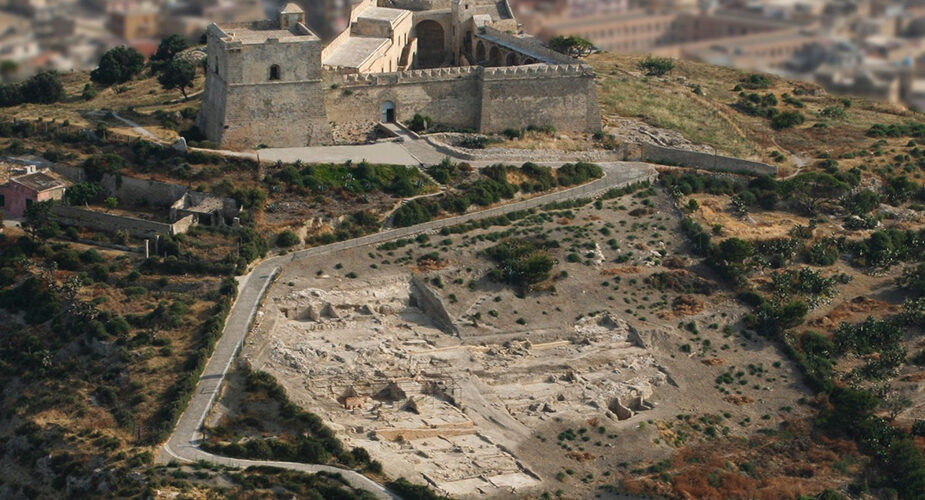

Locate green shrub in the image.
[740,74,772,89]
[502,128,523,139]
[276,230,301,248]
[393,198,439,227]
[637,56,674,76]
[484,238,555,290]
[771,110,805,129]
[407,113,430,132]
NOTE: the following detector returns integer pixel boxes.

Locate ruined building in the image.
[196,0,601,148]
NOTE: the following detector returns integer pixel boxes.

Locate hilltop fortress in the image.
[196,0,601,148]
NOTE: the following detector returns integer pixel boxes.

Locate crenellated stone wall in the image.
[323,63,600,135]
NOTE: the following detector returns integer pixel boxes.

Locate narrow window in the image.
[269,64,281,80]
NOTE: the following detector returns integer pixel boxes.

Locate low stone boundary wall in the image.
[52,205,195,239]
[640,143,777,176]
[419,137,774,176]
[423,134,625,163]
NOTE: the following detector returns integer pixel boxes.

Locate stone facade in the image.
[197,1,601,149]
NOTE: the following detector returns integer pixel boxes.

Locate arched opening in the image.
[505,52,518,66]
[524,58,537,64]
[488,46,502,67]
[269,64,280,80]
[381,101,395,122]
[475,41,486,63]
[415,20,445,68]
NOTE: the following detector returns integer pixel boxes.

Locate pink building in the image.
[0,167,67,218]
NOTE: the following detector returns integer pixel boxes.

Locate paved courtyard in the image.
[258,141,421,165]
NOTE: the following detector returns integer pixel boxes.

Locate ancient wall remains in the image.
[100,175,189,207]
[410,275,459,335]
[51,205,195,238]
[640,143,778,176]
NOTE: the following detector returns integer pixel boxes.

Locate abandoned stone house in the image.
[197,0,601,148]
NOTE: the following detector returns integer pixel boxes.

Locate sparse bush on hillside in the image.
[484,238,556,291]
[866,122,925,138]
[806,238,840,266]
[783,172,849,214]
[899,263,925,296]
[740,73,772,89]
[845,188,880,215]
[276,230,301,248]
[637,56,674,76]
[770,110,805,129]
[819,105,847,120]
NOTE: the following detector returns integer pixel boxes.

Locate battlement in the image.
[482,63,593,79]
[331,62,591,87]
[335,65,481,85]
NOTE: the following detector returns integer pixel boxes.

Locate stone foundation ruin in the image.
[260,276,667,496]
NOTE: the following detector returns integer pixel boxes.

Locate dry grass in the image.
[493,130,598,151]
[620,420,861,500]
[588,52,919,162]
[1,70,205,143]
[691,194,811,240]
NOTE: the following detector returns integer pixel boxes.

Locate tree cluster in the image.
[0,71,64,107]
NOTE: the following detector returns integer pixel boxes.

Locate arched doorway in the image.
[475,41,486,64]
[489,46,502,67]
[505,52,518,66]
[381,101,395,122]
[415,20,444,68]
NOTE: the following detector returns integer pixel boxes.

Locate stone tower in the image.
[196,3,333,148]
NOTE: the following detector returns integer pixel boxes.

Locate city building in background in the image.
[2,0,924,109]
[514,0,925,109]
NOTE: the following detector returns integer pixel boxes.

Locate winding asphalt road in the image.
[157,161,658,497]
